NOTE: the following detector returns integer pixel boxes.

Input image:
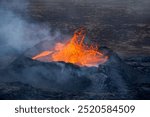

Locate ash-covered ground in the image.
[0,0,150,99]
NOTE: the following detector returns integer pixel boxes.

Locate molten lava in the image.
[32,27,108,67]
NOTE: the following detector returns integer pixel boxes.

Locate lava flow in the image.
[32,27,108,67]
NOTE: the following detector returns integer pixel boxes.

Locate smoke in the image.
[0,0,68,70]
[0,0,63,54]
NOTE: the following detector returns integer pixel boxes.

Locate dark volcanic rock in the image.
[0,48,149,99]
[125,56,150,73]
[0,82,90,100]
[0,56,91,92]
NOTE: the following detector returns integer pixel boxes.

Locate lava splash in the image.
[32,27,108,67]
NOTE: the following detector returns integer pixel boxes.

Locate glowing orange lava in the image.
[32,27,108,67]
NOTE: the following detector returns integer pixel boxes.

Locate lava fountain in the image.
[32,27,108,67]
